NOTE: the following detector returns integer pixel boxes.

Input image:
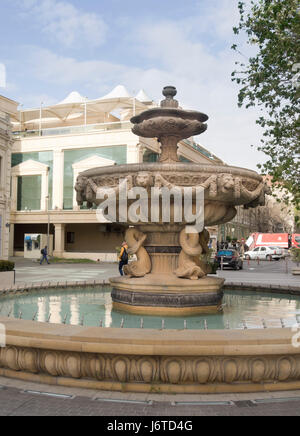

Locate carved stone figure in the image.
[175,228,211,280]
[74,176,88,206]
[123,228,152,278]
[135,172,154,189]
[244,182,272,208]
[218,174,235,194]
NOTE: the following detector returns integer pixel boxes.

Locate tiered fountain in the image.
[76,86,267,315]
[0,88,299,395]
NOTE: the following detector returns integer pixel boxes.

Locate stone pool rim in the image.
[1,280,300,394]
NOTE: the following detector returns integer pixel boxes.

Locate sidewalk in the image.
[1,376,300,416]
[10,257,117,287]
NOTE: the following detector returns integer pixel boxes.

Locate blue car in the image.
[215,249,243,270]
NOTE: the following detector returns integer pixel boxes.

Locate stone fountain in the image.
[75,87,268,316]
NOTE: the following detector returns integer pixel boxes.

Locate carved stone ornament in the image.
[123,228,151,278]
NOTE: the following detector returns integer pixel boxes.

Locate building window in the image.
[67,232,75,244]
[17,175,42,211]
[63,146,127,210]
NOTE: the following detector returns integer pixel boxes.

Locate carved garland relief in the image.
[0,346,299,387]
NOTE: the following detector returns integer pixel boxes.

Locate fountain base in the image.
[110,274,225,316]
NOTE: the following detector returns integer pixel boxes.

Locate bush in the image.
[291,248,300,266]
[200,249,218,275]
[0,261,15,272]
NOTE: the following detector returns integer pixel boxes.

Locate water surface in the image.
[0,287,299,330]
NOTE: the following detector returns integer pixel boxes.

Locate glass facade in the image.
[63,146,127,209]
[143,151,192,164]
[143,151,159,163]
[12,152,53,210]
[17,175,42,211]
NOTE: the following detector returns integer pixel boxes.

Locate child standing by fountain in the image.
[118,242,128,276]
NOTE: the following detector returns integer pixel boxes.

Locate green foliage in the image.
[0,261,15,272]
[200,248,214,263]
[226,236,232,242]
[291,248,300,264]
[232,0,300,211]
[200,249,218,275]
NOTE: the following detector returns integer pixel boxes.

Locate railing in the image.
[13,120,132,138]
[183,139,217,161]
[0,111,9,123]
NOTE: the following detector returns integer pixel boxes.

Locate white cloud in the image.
[23,43,266,171]
[126,12,266,170]
[13,0,266,171]
[19,0,107,48]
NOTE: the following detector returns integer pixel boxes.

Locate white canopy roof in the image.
[56,91,88,105]
[99,85,131,100]
[136,89,153,103]
[18,86,148,125]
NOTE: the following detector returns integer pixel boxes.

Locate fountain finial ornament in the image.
[161,86,179,108]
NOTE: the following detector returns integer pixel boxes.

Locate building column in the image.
[53,223,65,258]
[126,142,140,164]
[11,176,18,211]
[8,223,14,257]
[41,169,49,211]
[52,149,64,210]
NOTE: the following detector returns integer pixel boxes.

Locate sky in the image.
[0,0,267,170]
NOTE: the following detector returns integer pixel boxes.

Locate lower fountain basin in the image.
[1,284,300,394]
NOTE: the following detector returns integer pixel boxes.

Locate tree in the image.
[231,0,300,216]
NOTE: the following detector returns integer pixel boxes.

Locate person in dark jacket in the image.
[118,241,128,276]
[40,246,50,265]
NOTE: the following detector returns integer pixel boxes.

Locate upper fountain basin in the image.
[131,107,208,140]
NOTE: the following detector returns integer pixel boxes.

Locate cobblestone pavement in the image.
[1,384,300,416]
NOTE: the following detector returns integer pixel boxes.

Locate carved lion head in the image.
[135,172,153,188]
[218,174,235,193]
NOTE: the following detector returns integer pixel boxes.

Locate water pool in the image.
[1,287,300,330]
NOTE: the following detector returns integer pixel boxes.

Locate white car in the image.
[244,246,284,261]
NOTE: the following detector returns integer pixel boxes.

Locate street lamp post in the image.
[46,195,50,252]
[39,102,44,136]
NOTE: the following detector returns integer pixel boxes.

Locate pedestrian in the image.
[118,241,128,276]
[40,246,50,265]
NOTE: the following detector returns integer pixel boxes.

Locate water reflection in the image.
[1,288,300,330]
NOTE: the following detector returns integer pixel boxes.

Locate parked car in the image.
[244,246,284,261]
[215,250,243,270]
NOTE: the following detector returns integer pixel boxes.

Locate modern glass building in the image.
[9,86,224,261]
[0,95,18,259]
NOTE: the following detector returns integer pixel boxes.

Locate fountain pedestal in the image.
[110,224,224,315]
[111,274,225,316]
